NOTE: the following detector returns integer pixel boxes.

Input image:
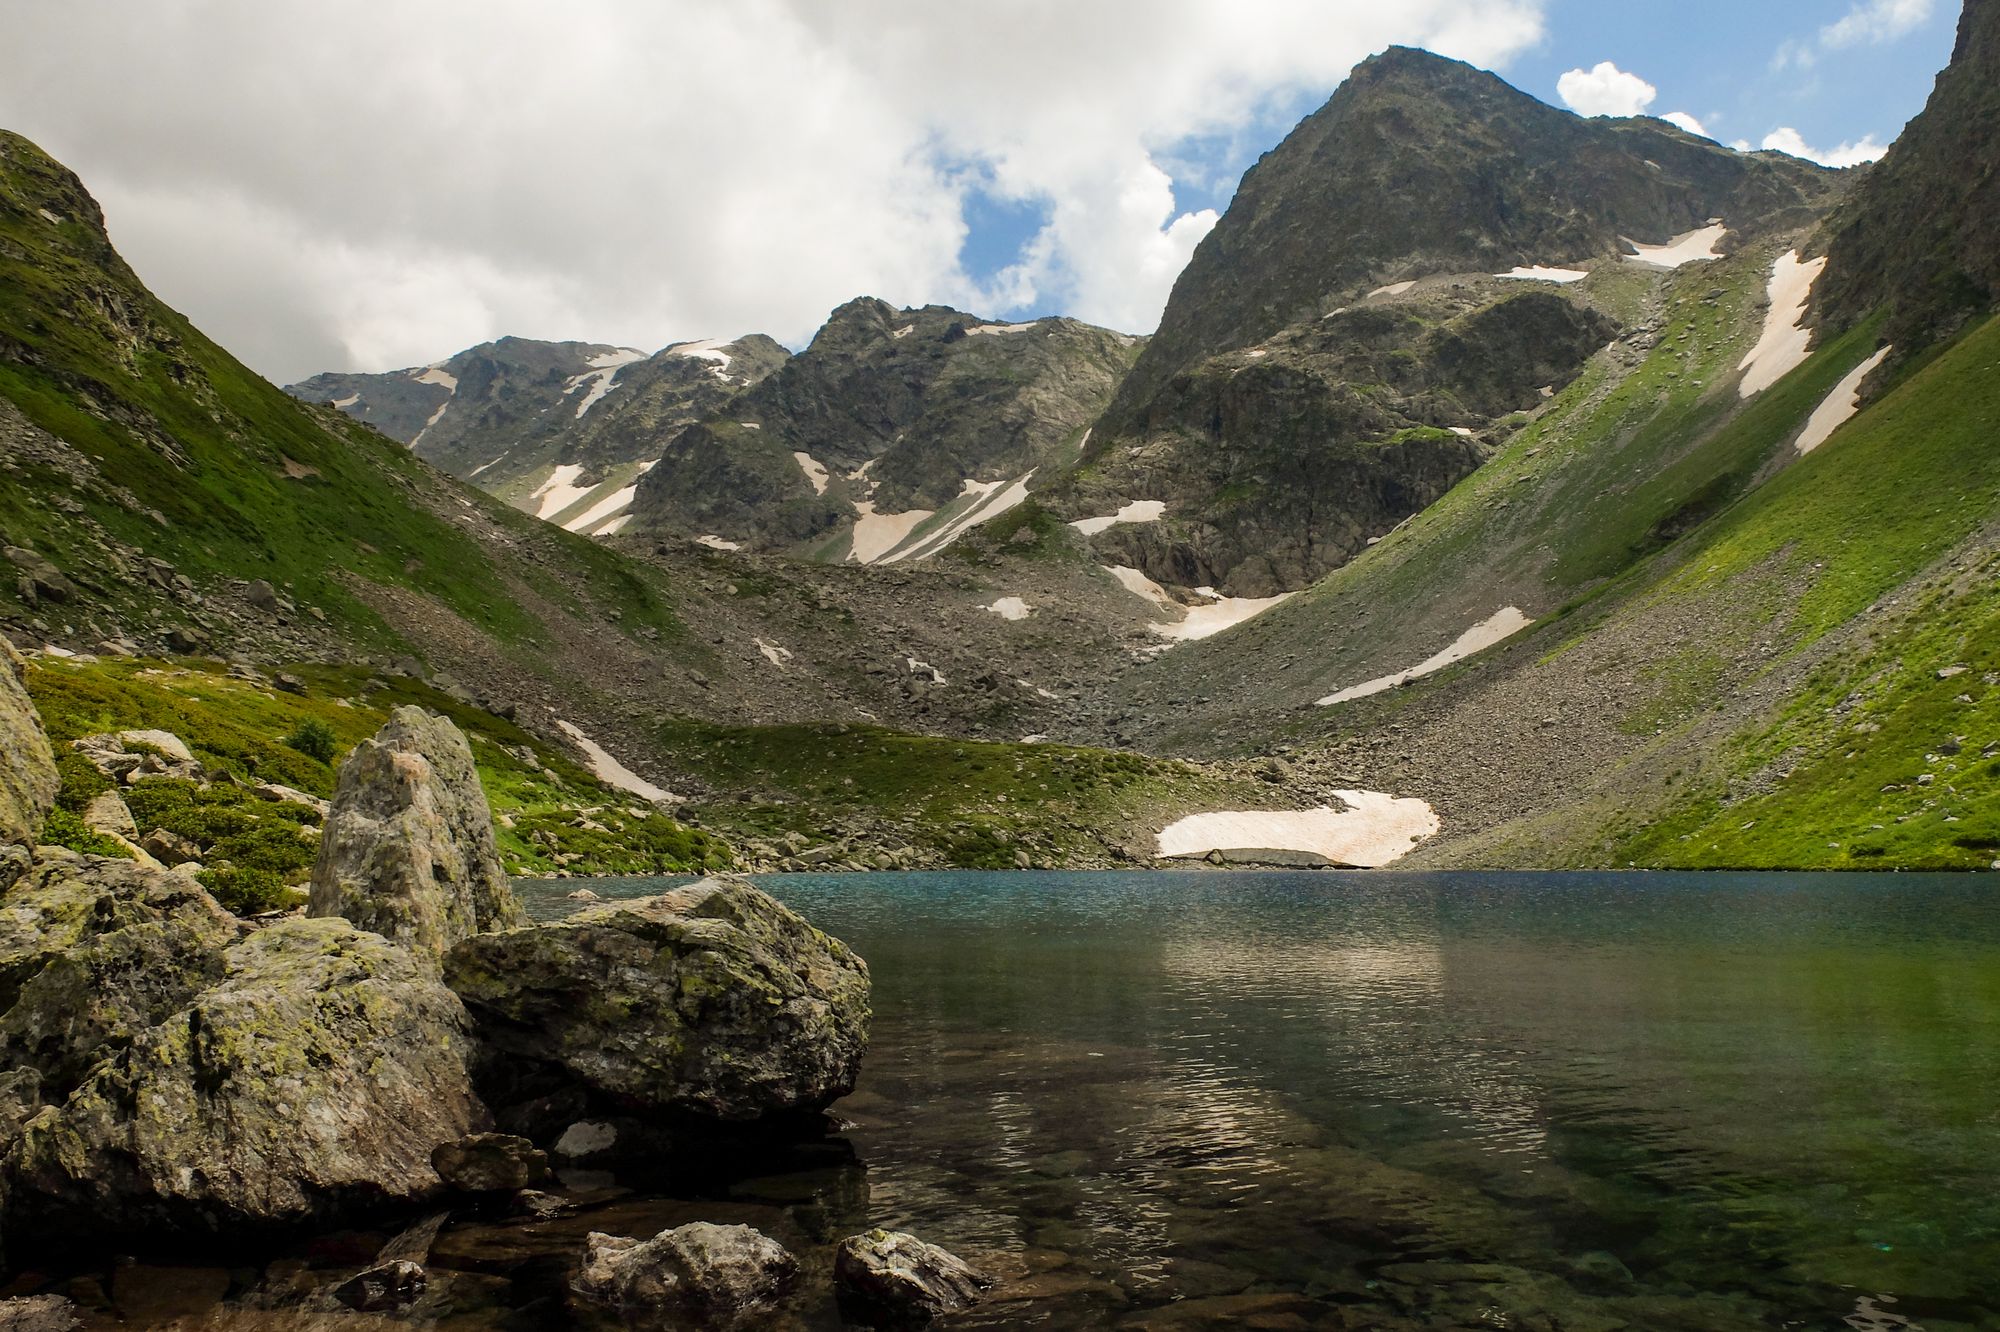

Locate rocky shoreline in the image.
[0,633,985,1328]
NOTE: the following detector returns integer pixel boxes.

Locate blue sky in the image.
[957,1,1962,318]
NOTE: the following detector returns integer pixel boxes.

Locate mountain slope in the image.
[629,298,1137,559]
[289,333,789,535]
[1814,0,2000,353]
[1099,46,1841,438]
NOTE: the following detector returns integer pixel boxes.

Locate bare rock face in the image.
[309,706,526,957]
[445,877,870,1123]
[572,1223,797,1330]
[834,1229,989,1325]
[0,636,58,889]
[6,917,486,1241]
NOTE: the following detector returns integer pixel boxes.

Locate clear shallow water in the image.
[509,870,2000,1330]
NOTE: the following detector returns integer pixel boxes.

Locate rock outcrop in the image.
[309,706,526,957]
[445,877,870,1123]
[7,917,485,1240]
[572,1223,797,1331]
[0,636,57,888]
[834,1229,989,1324]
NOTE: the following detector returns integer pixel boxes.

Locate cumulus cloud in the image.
[0,0,1545,381]
[1660,111,1710,138]
[1761,127,1890,168]
[1556,61,1657,118]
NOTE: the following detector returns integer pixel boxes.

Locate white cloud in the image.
[0,0,1546,382]
[1661,111,1710,138]
[1776,0,1935,66]
[1556,61,1657,118]
[1822,0,1934,48]
[1761,127,1890,168]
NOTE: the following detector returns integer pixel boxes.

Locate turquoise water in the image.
[512,870,2000,1329]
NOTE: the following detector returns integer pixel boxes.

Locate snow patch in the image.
[982,596,1032,621]
[1156,792,1441,867]
[1622,222,1727,269]
[849,501,935,564]
[878,471,1034,564]
[1155,592,1294,643]
[755,639,793,668]
[907,657,947,684]
[531,464,590,520]
[567,369,622,419]
[793,452,831,495]
[566,484,638,535]
[1318,607,1534,706]
[1449,426,1476,437]
[1497,266,1589,284]
[669,337,736,382]
[1795,346,1892,455]
[964,321,1040,336]
[36,208,63,225]
[1371,280,1417,297]
[1738,251,1828,398]
[331,394,360,410]
[695,534,742,551]
[597,514,634,536]
[587,347,647,369]
[555,721,675,804]
[411,367,458,392]
[740,422,761,430]
[892,324,915,340]
[467,451,509,479]
[1071,499,1167,536]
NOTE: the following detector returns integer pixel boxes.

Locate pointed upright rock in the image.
[309,706,526,957]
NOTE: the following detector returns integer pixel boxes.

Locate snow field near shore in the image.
[555,721,675,804]
[1156,791,1441,867]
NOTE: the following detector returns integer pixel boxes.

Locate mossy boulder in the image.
[309,706,526,957]
[445,878,869,1123]
[0,636,58,888]
[0,850,222,1014]
[0,860,236,1094]
[5,917,485,1242]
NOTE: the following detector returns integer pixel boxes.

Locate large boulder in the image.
[309,706,525,957]
[6,917,486,1241]
[445,877,869,1123]
[0,851,224,1014]
[0,859,237,1093]
[834,1229,989,1324]
[0,637,58,889]
[571,1223,797,1330]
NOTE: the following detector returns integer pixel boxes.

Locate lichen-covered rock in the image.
[309,706,525,957]
[834,1229,988,1324]
[445,877,869,1123]
[0,635,58,885]
[0,866,236,1093]
[572,1223,796,1330]
[430,1132,550,1194]
[0,851,229,1014]
[6,917,485,1241]
[68,730,202,785]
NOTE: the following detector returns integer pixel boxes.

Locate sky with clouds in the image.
[0,1,1960,383]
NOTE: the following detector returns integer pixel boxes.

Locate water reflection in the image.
[510,870,2000,1329]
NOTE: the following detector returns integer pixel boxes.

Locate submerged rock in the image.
[309,706,526,957]
[572,1222,797,1330]
[0,635,58,888]
[445,877,869,1123]
[430,1132,550,1194]
[332,1260,427,1313]
[6,917,485,1240]
[834,1229,989,1324]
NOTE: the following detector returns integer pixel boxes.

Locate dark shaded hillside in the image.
[1814,0,2000,352]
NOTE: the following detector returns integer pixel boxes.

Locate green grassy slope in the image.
[1498,314,2000,869]
[0,129,677,655]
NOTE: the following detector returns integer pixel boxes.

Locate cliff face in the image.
[1814,0,2000,350]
